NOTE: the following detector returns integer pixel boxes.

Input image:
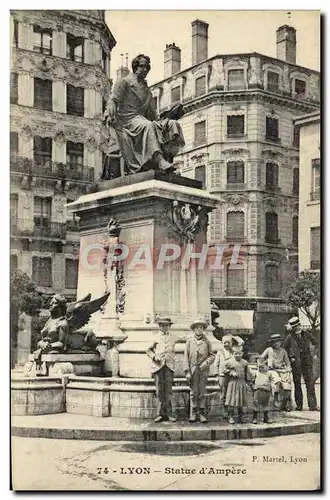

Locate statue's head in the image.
[49,294,67,317]
[132,54,151,78]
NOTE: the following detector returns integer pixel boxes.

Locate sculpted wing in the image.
[66,293,92,316]
[66,292,110,332]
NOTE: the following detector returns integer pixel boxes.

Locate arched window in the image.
[226,211,244,241]
[265,264,280,297]
[226,264,245,296]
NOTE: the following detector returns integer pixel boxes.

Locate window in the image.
[10,73,18,104]
[227,161,244,184]
[227,115,244,137]
[293,168,299,195]
[265,264,280,296]
[293,126,300,148]
[67,85,84,116]
[194,121,206,146]
[228,69,245,90]
[267,71,279,92]
[34,196,52,229]
[226,211,245,241]
[32,257,52,287]
[66,142,83,169]
[152,96,158,114]
[10,254,18,273]
[226,264,245,296]
[266,116,279,141]
[294,79,306,96]
[195,165,206,189]
[265,162,279,189]
[65,259,78,289]
[292,216,298,245]
[10,132,18,154]
[102,49,108,72]
[10,193,18,220]
[195,75,206,97]
[33,25,52,55]
[171,86,181,104]
[33,136,52,167]
[310,227,320,270]
[34,78,52,111]
[265,212,279,242]
[311,159,320,201]
[67,34,84,62]
[13,20,18,48]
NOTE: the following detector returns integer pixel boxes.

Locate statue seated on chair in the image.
[103,54,185,176]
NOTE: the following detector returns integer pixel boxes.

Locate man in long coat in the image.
[146,317,179,423]
[104,54,185,174]
[283,316,320,411]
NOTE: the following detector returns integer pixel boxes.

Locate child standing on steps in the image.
[222,346,253,424]
[251,358,280,424]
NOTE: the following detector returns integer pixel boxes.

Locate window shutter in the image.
[10,73,18,104]
[195,75,206,96]
[228,69,245,90]
[227,211,245,240]
[226,265,245,295]
[310,227,320,264]
[10,132,18,153]
[65,259,79,289]
[194,121,206,145]
[67,85,84,116]
[265,264,280,296]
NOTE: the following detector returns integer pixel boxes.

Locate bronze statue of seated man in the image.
[104,54,185,175]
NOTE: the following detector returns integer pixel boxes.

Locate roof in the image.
[293,111,320,127]
[150,51,319,88]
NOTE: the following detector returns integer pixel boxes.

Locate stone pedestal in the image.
[11,376,65,416]
[68,172,220,417]
[25,353,102,377]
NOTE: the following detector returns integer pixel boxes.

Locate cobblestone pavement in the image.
[11,432,320,491]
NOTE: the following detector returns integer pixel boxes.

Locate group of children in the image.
[147,317,292,424]
[215,332,292,424]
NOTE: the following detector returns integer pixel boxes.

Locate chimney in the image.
[192,19,209,65]
[116,52,130,80]
[164,43,181,78]
[276,25,297,64]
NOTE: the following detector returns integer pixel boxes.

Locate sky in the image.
[105,10,320,85]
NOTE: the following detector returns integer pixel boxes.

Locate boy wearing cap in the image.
[146,317,178,423]
[183,319,215,423]
[283,316,319,411]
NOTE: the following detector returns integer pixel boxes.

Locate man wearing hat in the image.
[283,316,319,411]
[146,317,178,423]
[183,319,215,423]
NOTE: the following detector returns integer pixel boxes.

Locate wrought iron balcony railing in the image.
[10,218,66,239]
[10,154,94,183]
[226,183,247,190]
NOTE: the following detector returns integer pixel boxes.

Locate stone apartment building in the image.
[149,20,320,348]
[10,10,116,301]
[293,111,320,327]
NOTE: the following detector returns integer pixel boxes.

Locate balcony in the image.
[310,191,320,202]
[10,154,94,183]
[10,218,66,239]
[226,183,247,190]
[265,236,281,244]
[265,184,281,193]
[310,260,320,270]
[66,219,80,232]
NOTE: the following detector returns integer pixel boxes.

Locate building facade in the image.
[10,10,116,301]
[294,112,320,274]
[150,20,320,348]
